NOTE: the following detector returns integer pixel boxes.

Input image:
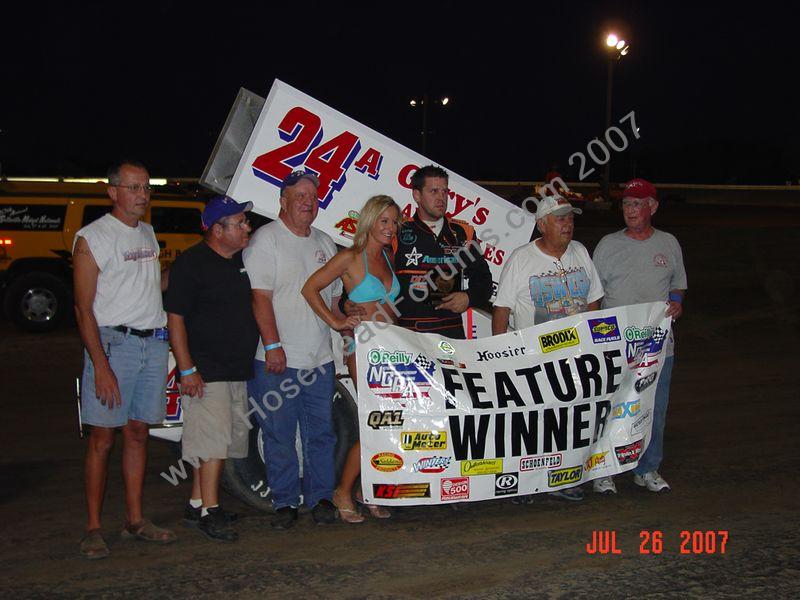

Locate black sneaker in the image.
[271,506,298,530]
[198,507,238,542]
[312,499,336,525]
[183,503,238,527]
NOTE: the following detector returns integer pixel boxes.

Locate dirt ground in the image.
[1,202,799,599]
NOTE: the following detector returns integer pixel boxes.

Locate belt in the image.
[113,325,157,337]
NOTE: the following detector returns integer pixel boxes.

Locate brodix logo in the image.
[539,327,580,353]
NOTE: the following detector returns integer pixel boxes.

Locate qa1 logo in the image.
[494,472,519,496]
[251,106,384,209]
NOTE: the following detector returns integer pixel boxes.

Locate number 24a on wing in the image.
[252,106,384,208]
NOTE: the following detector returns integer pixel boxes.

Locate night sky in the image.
[3,1,798,184]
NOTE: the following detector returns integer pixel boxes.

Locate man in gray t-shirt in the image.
[592,178,687,495]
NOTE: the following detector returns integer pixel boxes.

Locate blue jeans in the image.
[81,326,169,428]
[635,355,674,475]
[247,360,335,509]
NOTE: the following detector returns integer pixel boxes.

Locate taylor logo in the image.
[584,452,609,472]
[460,458,503,476]
[440,477,470,501]
[370,452,403,472]
[413,456,452,473]
[520,453,562,471]
[539,327,580,353]
[315,250,328,263]
[367,410,404,429]
[653,253,668,267]
[548,465,583,487]
[588,317,621,343]
[401,431,447,451]
[373,483,431,499]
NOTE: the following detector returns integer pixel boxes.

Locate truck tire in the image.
[4,272,69,332]
[221,379,359,513]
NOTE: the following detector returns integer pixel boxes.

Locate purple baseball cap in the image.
[201,195,253,230]
[280,170,320,194]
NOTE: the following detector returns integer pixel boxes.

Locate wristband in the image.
[668,292,682,303]
[264,342,282,351]
[180,366,197,377]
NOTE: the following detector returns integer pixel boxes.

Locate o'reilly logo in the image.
[539,327,580,353]
[635,372,657,393]
[477,346,526,362]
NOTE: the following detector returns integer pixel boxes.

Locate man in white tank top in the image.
[73,160,175,558]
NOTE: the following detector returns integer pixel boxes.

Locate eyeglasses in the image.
[115,183,153,193]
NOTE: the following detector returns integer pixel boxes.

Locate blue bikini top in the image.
[349,249,400,304]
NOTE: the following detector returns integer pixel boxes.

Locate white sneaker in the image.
[592,476,617,495]
[634,471,670,492]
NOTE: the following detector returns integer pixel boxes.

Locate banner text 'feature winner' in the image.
[357,302,671,505]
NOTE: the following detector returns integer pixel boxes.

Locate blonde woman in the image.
[302,195,400,523]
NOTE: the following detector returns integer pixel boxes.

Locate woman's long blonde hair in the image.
[351,194,400,253]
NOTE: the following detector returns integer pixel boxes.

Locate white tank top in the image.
[74,213,166,329]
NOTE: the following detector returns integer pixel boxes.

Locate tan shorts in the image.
[181,381,250,462]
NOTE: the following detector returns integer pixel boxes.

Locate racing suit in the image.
[391,212,492,339]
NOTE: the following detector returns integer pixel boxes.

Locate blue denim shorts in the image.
[81,326,169,428]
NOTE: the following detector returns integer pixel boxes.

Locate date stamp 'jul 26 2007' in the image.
[586,530,729,555]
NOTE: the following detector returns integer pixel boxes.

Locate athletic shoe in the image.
[592,476,617,495]
[312,499,336,525]
[548,487,584,502]
[198,507,238,542]
[271,506,299,530]
[634,471,671,492]
[183,503,238,527]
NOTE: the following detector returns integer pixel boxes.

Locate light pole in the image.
[410,94,450,155]
[603,33,630,200]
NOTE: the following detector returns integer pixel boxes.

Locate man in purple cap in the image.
[164,195,259,541]
[243,170,344,529]
[492,195,604,502]
[592,179,687,495]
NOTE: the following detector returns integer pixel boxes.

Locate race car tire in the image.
[4,272,69,332]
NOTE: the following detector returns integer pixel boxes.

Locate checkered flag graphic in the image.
[652,327,668,344]
[414,354,435,374]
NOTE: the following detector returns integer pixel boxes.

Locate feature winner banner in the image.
[356,302,671,505]
[225,80,536,288]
